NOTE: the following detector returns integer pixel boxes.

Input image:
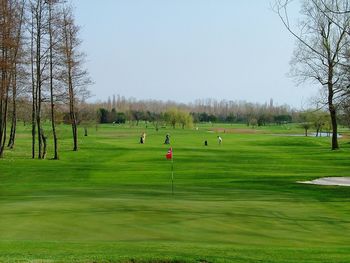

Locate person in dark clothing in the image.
[164,134,170,144]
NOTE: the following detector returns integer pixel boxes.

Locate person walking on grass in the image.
[217,136,222,145]
[140,132,146,144]
[164,134,170,144]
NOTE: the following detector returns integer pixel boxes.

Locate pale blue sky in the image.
[74,0,315,108]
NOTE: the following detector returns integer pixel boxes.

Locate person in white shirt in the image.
[217,136,222,145]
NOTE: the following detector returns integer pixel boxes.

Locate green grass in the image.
[1,123,350,262]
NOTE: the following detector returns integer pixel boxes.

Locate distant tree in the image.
[300,122,312,136]
[131,110,143,126]
[257,114,269,126]
[299,111,314,136]
[190,112,200,124]
[115,112,126,124]
[226,113,236,124]
[17,98,32,126]
[78,103,97,136]
[201,112,209,122]
[249,118,258,128]
[340,99,350,127]
[311,111,329,136]
[208,114,217,123]
[109,108,117,123]
[98,108,109,123]
[165,108,178,128]
[274,115,292,125]
[178,110,193,129]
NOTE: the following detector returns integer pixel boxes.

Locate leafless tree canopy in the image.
[274,0,350,149]
[0,0,91,158]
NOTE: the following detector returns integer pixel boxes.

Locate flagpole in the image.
[171,156,174,195]
[166,147,174,195]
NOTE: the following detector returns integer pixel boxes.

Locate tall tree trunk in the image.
[0,43,11,157]
[328,67,339,150]
[68,69,78,151]
[48,1,58,159]
[41,129,47,159]
[65,29,78,151]
[0,70,5,158]
[7,70,17,149]
[0,69,10,158]
[0,1,9,158]
[329,100,339,150]
[30,11,36,159]
[69,97,78,151]
[35,0,43,159]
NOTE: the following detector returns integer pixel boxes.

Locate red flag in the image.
[166,147,173,160]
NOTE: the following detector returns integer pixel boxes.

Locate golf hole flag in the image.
[166,147,173,160]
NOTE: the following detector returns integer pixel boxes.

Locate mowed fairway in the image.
[1,124,350,263]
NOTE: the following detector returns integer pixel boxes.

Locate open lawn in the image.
[1,123,350,262]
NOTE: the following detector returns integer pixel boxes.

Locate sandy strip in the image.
[299,177,350,187]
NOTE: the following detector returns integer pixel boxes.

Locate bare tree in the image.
[29,4,36,158]
[274,0,350,150]
[7,0,25,149]
[28,0,50,159]
[0,0,10,157]
[0,0,25,157]
[1,0,90,159]
[47,0,60,159]
[60,5,91,151]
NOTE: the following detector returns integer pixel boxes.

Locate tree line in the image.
[95,96,350,130]
[14,93,350,129]
[0,0,90,159]
[96,97,296,126]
